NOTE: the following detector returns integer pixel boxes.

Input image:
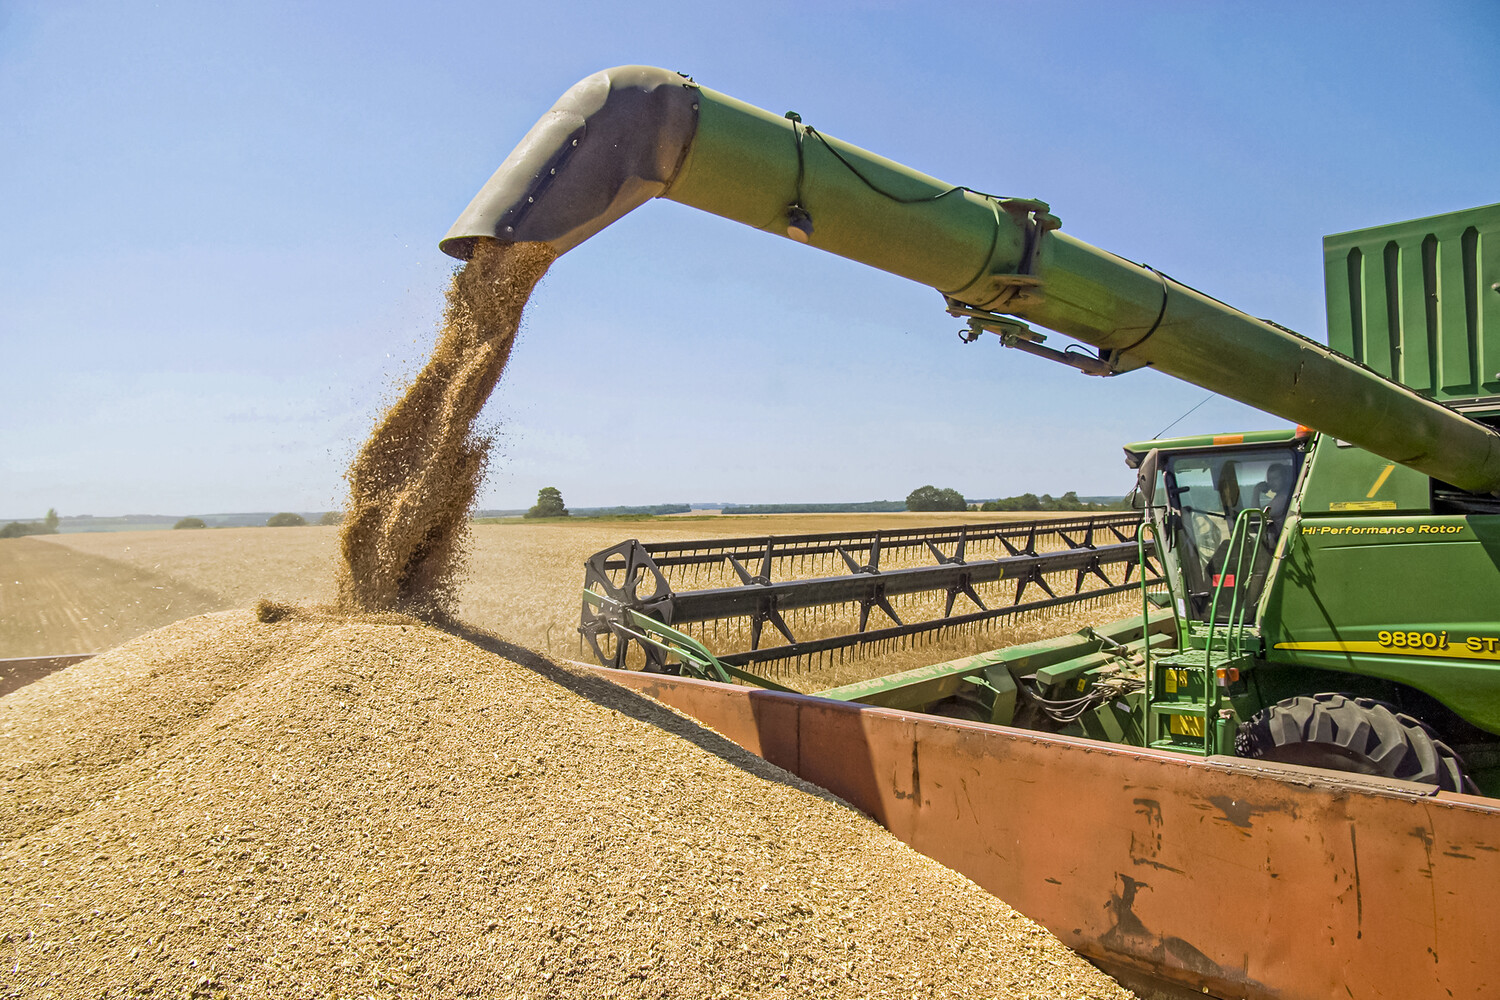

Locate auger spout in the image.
[443,65,1500,495]
[440,66,701,260]
[441,65,1027,306]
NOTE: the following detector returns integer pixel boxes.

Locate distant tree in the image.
[318,511,345,526]
[525,487,570,519]
[1,517,55,538]
[174,517,207,530]
[979,490,1121,513]
[266,512,307,527]
[720,501,906,515]
[43,508,59,532]
[905,485,967,512]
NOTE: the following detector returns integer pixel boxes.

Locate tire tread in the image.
[1236,693,1470,792]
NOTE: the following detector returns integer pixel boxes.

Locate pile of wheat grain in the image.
[0,610,1132,999]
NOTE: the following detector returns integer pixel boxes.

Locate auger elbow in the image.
[440,65,702,260]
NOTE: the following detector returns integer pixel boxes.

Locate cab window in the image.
[1161,446,1301,620]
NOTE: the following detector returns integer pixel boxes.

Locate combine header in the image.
[443,65,1500,999]
[580,513,1156,678]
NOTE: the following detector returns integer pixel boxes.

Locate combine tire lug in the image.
[1236,693,1471,792]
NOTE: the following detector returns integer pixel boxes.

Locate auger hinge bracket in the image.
[946,300,1118,377]
[970,198,1061,312]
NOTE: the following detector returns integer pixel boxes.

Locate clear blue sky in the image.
[2,1,1496,516]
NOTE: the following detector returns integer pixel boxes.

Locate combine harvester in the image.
[444,67,1500,999]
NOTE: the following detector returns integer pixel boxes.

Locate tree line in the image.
[907,486,1126,512]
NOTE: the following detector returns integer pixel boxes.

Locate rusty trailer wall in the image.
[598,668,1499,1000]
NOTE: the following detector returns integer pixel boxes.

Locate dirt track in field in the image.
[0,537,224,658]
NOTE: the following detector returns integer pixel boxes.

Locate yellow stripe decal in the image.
[1366,463,1396,499]
[1275,640,1500,662]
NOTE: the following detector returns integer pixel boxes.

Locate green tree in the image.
[43,508,59,532]
[318,511,345,526]
[525,487,570,519]
[174,517,207,530]
[1,516,55,538]
[266,512,307,527]
[905,485,967,512]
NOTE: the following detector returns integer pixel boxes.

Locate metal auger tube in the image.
[444,65,1500,494]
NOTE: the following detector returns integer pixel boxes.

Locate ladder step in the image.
[1148,739,1212,755]
[1149,704,1208,717]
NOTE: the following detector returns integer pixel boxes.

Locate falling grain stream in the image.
[337,240,555,619]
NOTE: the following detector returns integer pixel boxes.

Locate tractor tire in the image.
[1235,693,1472,792]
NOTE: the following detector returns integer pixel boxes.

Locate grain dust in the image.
[336,240,555,619]
[0,612,1133,999]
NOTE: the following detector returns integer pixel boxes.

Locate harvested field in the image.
[0,610,1133,999]
[26,527,340,610]
[16,509,1131,681]
[0,537,223,658]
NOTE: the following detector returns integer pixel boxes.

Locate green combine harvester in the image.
[442,66,1500,796]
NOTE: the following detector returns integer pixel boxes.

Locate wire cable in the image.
[804,126,1001,205]
[1151,393,1215,440]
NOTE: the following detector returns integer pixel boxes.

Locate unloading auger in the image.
[441,65,1500,493]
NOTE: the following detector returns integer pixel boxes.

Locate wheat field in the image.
[2,512,1140,691]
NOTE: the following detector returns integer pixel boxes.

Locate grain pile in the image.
[0,610,1133,999]
[337,240,555,619]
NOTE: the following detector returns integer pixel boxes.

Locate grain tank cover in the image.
[1324,203,1500,405]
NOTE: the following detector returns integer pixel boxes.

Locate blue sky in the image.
[2,1,1496,516]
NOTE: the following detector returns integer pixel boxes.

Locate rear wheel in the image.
[1235,693,1472,792]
